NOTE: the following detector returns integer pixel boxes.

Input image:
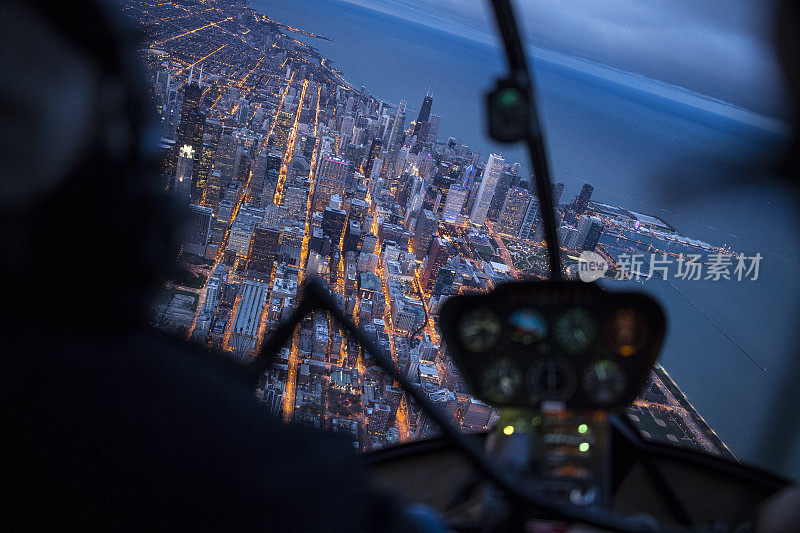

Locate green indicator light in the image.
[578,424,588,434]
[498,88,520,108]
[579,442,590,453]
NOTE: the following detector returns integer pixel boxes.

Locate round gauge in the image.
[554,308,598,354]
[508,308,548,345]
[482,358,523,402]
[608,308,648,356]
[457,308,501,352]
[582,359,627,406]
[528,359,577,402]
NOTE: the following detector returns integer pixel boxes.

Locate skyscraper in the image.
[214,132,238,182]
[176,82,204,152]
[559,223,581,250]
[553,182,565,206]
[363,138,382,181]
[576,215,604,251]
[175,144,195,180]
[428,114,441,144]
[247,153,271,205]
[395,173,414,208]
[415,121,432,146]
[183,204,213,256]
[421,237,450,292]
[384,102,406,175]
[518,197,540,240]
[173,144,195,203]
[340,115,355,137]
[278,226,304,266]
[369,157,383,182]
[497,187,530,236]
[158,138,176,191]
[442,185,467,224]
[206,170,225,214]
[322,207,347,244]
[470,153,505,225]
[566,183,593,223]
[234,150,251,186]
[192,119,222,205]
[348,198,369,223]
[421,186,442,214]
[283,186,308,219]
[412,94,433,137]
[486,170,517,223]
[312,156,349,212]
[432,266,456,296]
[343,220,362,254]
[262,170,279,208]
[228,208,260,258]
[247,223,280,281]
[271,110,293,152]
[175,81,205,196]
[412,209,438,260]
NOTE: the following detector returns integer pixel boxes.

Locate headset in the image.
[7,1,183,327]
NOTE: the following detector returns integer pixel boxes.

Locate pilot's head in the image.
[0,0,180,332]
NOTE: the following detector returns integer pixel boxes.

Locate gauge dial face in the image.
[582,360,627,406]
[482,358,522,402]
[609,308,648,356]
[508,308,548,345]
[457,308,501,352]
[554,308,598,354]
[529,359,577,402]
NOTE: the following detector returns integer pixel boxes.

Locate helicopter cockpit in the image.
[365,281,790,531]
[258,273,787,532]
[8,0,798,531]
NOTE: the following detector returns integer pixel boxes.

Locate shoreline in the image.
[654,364,737,459]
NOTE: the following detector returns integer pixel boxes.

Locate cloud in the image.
[341,0,789,117]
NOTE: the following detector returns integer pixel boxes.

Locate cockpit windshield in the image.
[131,0,798,480]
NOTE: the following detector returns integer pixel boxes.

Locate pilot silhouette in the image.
[2,0,799,532]
[0,1,403,530]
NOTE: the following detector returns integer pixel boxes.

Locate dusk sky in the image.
[342,0,789,119]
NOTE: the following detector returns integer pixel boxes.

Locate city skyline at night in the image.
[126,0,736,456]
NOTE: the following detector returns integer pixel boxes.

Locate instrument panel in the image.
[439,281,665,411]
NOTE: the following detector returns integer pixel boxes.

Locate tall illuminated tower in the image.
[192,119,221,205]
[412,94,433,137]
[385,101,406,152]
[470,153,505,225]
[175,80,204,193]
[565,183,593,223]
